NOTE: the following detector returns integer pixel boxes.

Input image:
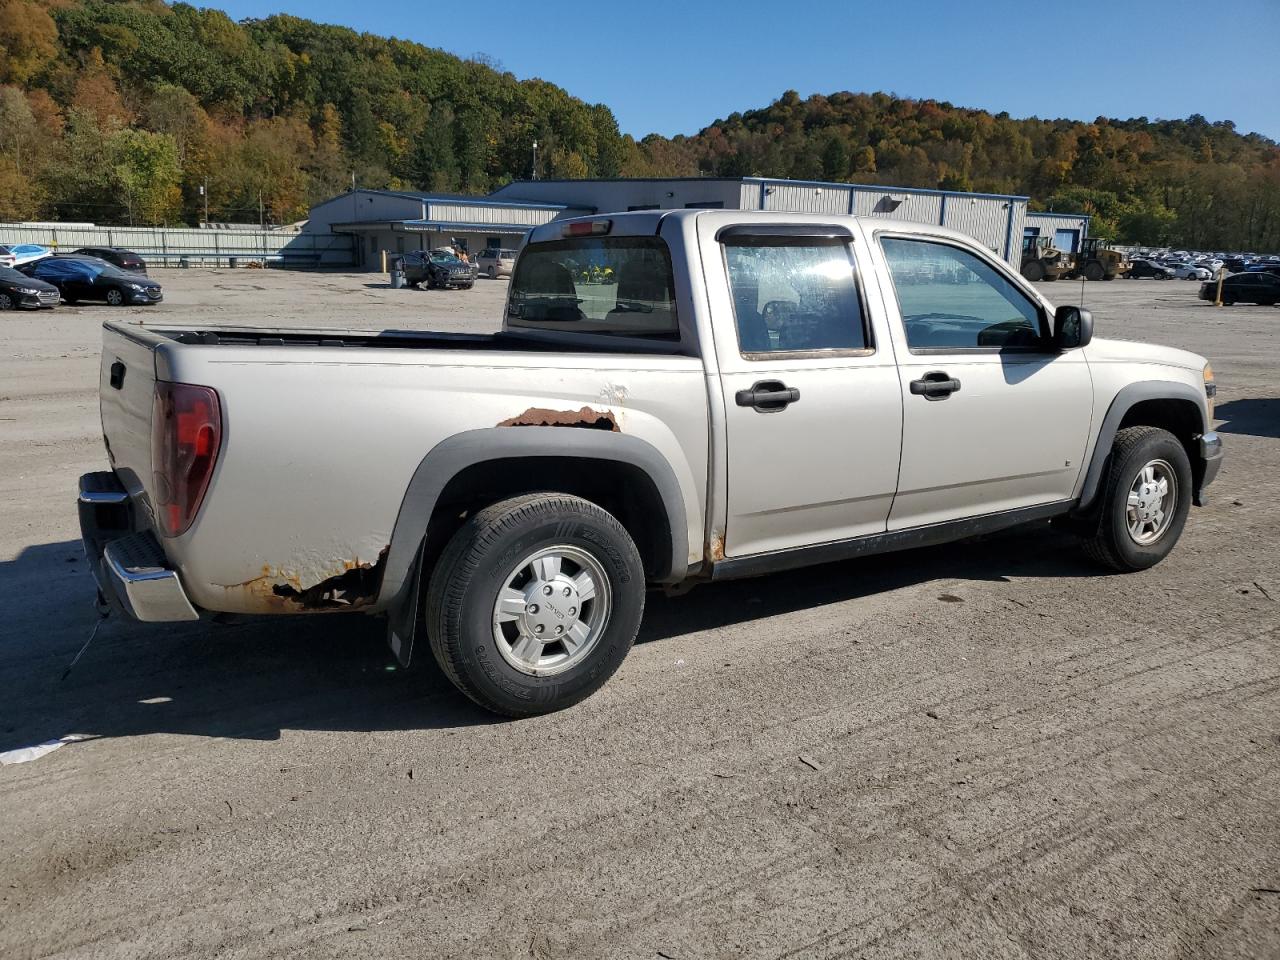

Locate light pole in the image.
[532,140,538,180]
[200,178,208,226]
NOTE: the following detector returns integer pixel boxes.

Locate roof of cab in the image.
[526,208,993,251]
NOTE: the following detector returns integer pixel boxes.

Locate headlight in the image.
[20,286,40,295]
[128,283,145,291]
[1203,363,1216,420]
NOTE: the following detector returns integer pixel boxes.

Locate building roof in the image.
[331,219,538,235]
[314,188,567,212]
[492,175,1029,203]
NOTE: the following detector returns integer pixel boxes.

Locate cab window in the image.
[723,238,868,355]
[880,237,1047,351]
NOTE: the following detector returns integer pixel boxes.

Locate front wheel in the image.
[105,287,125,306]
[0,293,14,310]
[1084,262,1105,281]
[1080,426,1193,572]
[425,493,645,717]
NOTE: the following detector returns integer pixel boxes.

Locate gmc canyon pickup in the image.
[80,210,1223,716]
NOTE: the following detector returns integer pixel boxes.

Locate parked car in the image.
[0,265,60,310]
[397,249,478,289]
[0,243,52,268]
[476,247,518,279]
[72,246,148,274]
[1200,272,1280,305]
[1167,262,1212,280]
[19,255,163,305]
[1126,260,1175,279]
[80,210,1222,717]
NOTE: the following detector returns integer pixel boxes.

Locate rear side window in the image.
[507,237,678,339]
[723,238,868,355]
[880,237,1046,351]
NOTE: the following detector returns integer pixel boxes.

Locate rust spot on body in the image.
[219,547,389,612]
[709,532,726,562]
[497,406,619,431]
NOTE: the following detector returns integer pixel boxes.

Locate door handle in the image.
[735,379,800,412]
[910,371,961,400]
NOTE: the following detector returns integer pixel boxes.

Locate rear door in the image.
[698,216,903,557]
[871,232,1094,529]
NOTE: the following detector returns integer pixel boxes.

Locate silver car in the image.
[476,247,517,279]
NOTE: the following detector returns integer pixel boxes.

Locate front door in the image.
[697,218,904,557]
[873,233,1094,530]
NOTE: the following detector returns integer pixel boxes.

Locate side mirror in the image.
[1053,305,1093,350]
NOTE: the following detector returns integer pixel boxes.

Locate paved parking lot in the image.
[1,271,1277,959]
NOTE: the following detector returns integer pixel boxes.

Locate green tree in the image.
[110,128,182,224]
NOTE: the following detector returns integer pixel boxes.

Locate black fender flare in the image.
[1073,380,1209,512]
[379,428,690,665]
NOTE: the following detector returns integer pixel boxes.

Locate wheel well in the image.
[417,456,675,589]
[1117,397,1204,483]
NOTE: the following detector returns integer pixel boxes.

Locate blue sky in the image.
[208,0,1280,141]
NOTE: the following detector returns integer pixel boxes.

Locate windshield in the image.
[429,252,463,266]
[0,266,31,282]
[506,236,678,338]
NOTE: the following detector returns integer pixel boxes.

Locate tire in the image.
[1084,262,1104,281]
[105,287,125,306]
[425,493,645,717]
[1102,273,1115,281]
[0,293,13,310]
[488,266,497,279]
[1080,426,1193,572]
[1021,260,1045,282]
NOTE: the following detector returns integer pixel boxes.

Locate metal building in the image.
[1024,211,1091,255]
[305,179,1034,270]
[491,177,1031,265]
[303,189,582,269]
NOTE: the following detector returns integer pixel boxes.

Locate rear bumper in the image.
[78,472,199,621]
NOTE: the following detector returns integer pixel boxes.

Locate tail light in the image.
[152,381,221,537]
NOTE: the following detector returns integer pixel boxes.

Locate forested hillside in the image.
[2,0,1278,250]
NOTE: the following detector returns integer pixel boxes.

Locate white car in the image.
[0,243,52,268]
[1168,262,1212,280]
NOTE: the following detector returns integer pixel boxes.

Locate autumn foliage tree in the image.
[0,1,1276,249]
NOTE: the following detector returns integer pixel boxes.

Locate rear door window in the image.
[722,238,869,355]
[507,237,678,338]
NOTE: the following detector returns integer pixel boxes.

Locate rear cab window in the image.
[506,236,678,339]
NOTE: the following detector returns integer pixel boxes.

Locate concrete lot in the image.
[1,270,1277,959]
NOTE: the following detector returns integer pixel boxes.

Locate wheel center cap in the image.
[520,578,580,638]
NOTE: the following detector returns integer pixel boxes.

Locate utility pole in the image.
[532,140,538,180]
[200,178,208,226]
[258,195,264,229]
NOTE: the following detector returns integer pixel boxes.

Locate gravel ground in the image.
[1,271,1277,959]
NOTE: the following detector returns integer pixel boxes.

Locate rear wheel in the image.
[425,493,645,717]
[1084,261,1104,281]
[105,287,125,306]
[1021,260,1045,282]
[1080,426,1192,572]
[488,266,497,279]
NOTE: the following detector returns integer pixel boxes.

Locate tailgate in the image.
[99,323,161,526]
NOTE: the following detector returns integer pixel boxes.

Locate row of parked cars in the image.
[0,244,161,311]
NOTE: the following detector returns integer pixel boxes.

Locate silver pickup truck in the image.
[80,210,1223,716]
